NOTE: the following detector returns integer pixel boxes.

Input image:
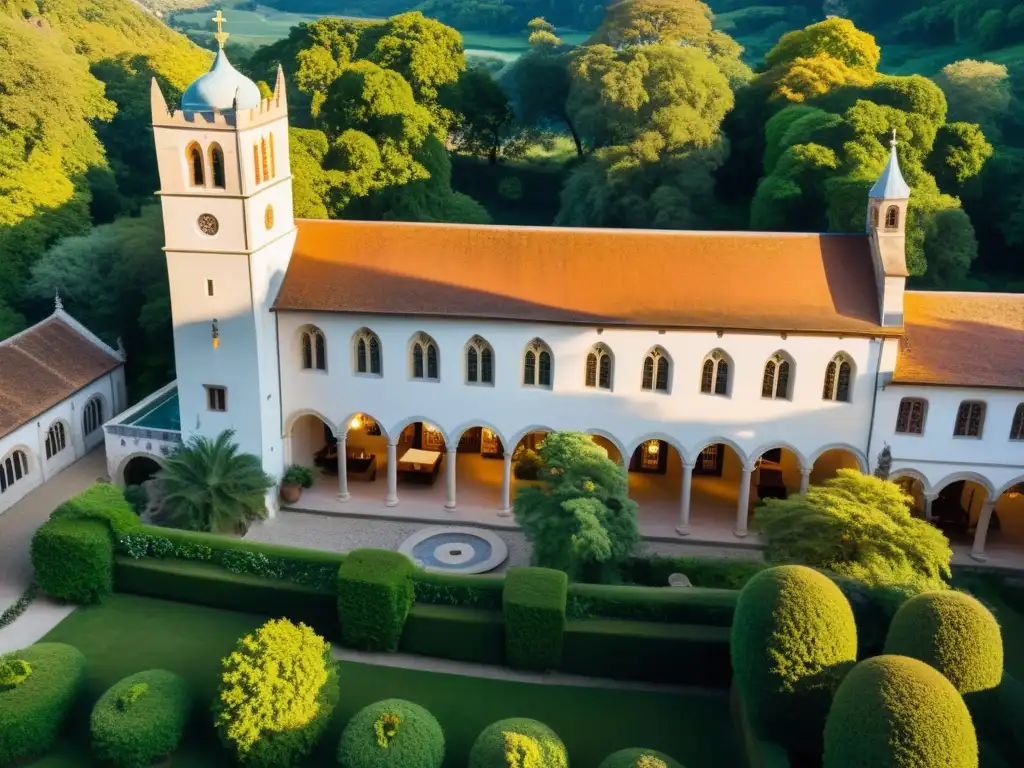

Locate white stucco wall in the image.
[276,312,883,470]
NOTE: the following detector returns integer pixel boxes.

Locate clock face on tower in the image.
[264,204,274,230]
[198,214,219,236]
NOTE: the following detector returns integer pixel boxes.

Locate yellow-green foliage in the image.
[0,659,32,689]
[884,590,1003,694]
[598,747,684,768]
[824,655,978,768]
[215,619,333,762]
[468,718,568,768]
[375,712,400,748]
[336,698,445,767]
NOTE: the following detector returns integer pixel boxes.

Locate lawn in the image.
[32,594,740,767]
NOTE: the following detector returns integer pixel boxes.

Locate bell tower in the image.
[151,11,295,510]
[866,129,910,328]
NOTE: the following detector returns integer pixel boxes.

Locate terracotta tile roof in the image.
[275,220,890,335]
[0,315,123,439]
[895,292,1024,389]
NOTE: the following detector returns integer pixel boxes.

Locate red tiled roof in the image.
[894,291,1024,389]
[0,315,123,439]
[274,219,890,335]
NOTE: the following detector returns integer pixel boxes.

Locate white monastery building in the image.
[99,31,1024,562]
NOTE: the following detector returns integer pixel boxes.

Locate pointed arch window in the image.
[253,144,261,184]
[761,353,792,400]
[209,143,226,189]
[822,353,853,402]
[82,395,104,436]
[1011,404,1024,441]
[187,142,204,186]
[300,326,326,371]
[885,206,899,230]
[0,449,29,494]
[954,401,986,438]
[411,332,439,381]
[523,339,552,388]
[699,350,730,396]
[641,347,670,392]
[261,137,270,182]
[895,398,927,435]
[466,335,494,385]
[45,422,67,460]
[353,329,382,376]
[585,344,613,390]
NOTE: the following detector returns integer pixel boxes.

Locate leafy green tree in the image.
[921,207,979,287]
[443,66,523,164]
[502,43,582,155]
[755,470,953,603]
[513,432,640,583]
[154,431,274,534]
[589,0,714,49]
[0,300,26,340]
[765,17,880,74]
[289,128,331,219]
[933,60,1012,138]
[527,16,561,46]
[928,122,994,188]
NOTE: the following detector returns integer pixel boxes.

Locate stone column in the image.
[676,459,693,536]
[735,465,753,538]
[444,448,457,511]
[337,435,350,502]
[799,467,811,494]
[971,500,997,561]
[498,451,513,517]
[385,441,399,507]
[923,493,937,521]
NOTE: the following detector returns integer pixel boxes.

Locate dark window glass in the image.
[599,355,611,389]
[481,347,493,383]
[700,359,714,393]
[715,360,729,395]
[524,350,536,385]
[427,344,438,379]
[413,344,424,378]
[538,350,551,386]
[585,353,597,387]
[468,347,478,382]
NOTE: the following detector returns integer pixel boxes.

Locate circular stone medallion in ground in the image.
[398,526,508,574]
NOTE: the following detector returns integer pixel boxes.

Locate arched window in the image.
[209,143,226,189]
[699,350,730,396]
[523,339,553,388]
[261,137,270,182]
[885,205,899,229]
[269,133,276,178]
[585,344,613,390]
[187,142,204,186]
[0,449,29,494]
[895,398,927,435]
[300,327,326,371]
[45,422,67,460]
[253,144,261,184]
[353,328,382,376]
[761,352,792,400]
[411,332,439,381]
[1011,404,1024,441]
[641,347,670,392]
[954,400,986,438]
[82,396,104,436]
[822,353,853,402]
[465,336,494,385]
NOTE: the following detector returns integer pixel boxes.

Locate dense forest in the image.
[1,0,1022,408]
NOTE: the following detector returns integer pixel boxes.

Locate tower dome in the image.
[179,10,261,113]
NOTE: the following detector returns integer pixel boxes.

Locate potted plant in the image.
[280,465,314,503]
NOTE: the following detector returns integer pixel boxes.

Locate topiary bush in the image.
[50,482,142,537]
[884,590,1003,694]
[214,618,339,767]
[503,567,568,671]
[337,549,415,652]
[31,518,114,603]
[336,698,445,768]
[90,669,192,767]
[0,643,88,765]
[823,655,978,768]
[467,718,568,768]
[598,747,685,767]
[730,565,857,755]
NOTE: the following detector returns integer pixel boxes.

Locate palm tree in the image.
[154,430,274,534]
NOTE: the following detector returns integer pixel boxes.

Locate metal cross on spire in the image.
[212,9,230,49]
[890,128,898,148]
[54,290,63,312]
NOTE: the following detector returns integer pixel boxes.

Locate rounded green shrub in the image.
[90,669,192,767]
[468,718,568,768]
[336,698,445,767]
[214,618,339,767]
[730,565,857,752]
[823,655,977,768]
[598,747,685,767]
[884,590,1003,694]
[31,517,114,603]
[0,643,88,765]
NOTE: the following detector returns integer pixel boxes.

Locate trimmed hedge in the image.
[399,604,505,665]
[50,482,140,537]
[32,518,114,603]
[413,570,505,610]
[598,747,684,768]
[0,643,88,765]
[503,567,567,671]
[884,590,1003,695]
[628,555,767,590]
[467,718,568,768]
[730,685,790,768]
[337,698,445,768]
[731,566,857,756]
[561,619,731,686]
[567,582,736,625]
[337,549,415,652]
[90,669,192,767]
[823,655,978,768]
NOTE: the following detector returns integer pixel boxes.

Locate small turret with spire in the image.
[866,129,910,327]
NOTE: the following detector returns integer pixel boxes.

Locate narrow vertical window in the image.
[301,333,313,369]
[369,336,381,375]
[524,350,536,385]
[1010,404,1024,441]
[599,355,611,389]
[776,360,790,399]
[585,353,598,388]
[822,361,837,400]
[269,133,276,178]
[206,279,215,297]
[426,344,438,379]
[642,357,654,390]
[187,143,204,186]
[261,137,270,181]
[885,205,899,229]
[357,338,367,373]
[700,359,714,393]
[253,145,261,184]
[314,331,327,371]
[715,360,728,395]
[481,347,493,383]
[836,362,851,402]
[413,344,424,379]
[761,360,776,398]
[210,143,226,188]
[538,350,551,387]
[655,356,669,391]
[467,347,479,383]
